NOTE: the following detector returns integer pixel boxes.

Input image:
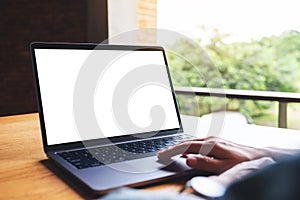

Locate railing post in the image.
[279,102,287,128]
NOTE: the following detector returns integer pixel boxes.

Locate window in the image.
[157,0,300,129]
[108,0,300,129]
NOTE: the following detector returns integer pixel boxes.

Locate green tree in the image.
[167,29,300,121]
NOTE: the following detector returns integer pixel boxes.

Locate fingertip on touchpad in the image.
[157,157,173,165]
[160,157,192,172]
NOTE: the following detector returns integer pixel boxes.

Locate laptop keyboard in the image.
[57,135,194,169]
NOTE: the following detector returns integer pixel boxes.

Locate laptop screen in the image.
[33,45,181,146]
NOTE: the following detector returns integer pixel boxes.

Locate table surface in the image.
[1,113,300,199]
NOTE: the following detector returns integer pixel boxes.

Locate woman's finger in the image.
[157,141,203,160]
[186,155,231,174]
[157,141,228,160]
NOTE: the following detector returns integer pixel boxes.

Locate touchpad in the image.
[127,156,191,173]
[108,156,191,174]
[160,156,192,172]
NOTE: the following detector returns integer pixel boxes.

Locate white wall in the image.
[108,0,139,38]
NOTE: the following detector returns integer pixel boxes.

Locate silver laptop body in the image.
[31,42,201,194]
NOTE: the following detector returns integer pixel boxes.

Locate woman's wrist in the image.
[259,147,300,161]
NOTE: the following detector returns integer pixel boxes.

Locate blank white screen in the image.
[35,49,180,145]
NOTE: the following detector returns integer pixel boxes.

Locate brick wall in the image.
[137,0,157,44]
[0,0,88,116]
[137,0,157,28]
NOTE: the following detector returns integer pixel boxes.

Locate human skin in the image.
[157,136,299,174]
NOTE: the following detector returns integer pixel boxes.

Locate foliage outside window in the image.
[109,0,300,129]
[156,0,300,128]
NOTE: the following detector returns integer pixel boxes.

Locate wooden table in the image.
[1,113,300,199]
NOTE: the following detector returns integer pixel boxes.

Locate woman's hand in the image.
[157,136,270,174]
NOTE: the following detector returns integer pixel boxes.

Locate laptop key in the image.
[57,135,195,169]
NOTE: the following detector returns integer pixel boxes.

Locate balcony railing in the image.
[174,86,300,128]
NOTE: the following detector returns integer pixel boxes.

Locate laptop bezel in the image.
[30,42,183,153]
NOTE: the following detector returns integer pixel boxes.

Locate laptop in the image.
[30,42,200,194]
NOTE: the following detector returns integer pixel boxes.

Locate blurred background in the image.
[1,0,300,129]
